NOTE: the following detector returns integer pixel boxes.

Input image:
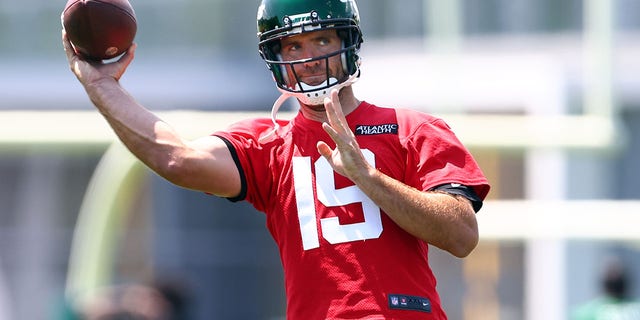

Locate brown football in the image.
[61,0,137,61]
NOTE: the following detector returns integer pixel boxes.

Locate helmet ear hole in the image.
[260,40,290,88]
[276,53,290,85]
[341,40,349,75]
[337,27,362,76]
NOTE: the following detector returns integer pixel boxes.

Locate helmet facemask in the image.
[260,25,361,106]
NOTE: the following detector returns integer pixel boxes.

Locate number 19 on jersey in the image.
[292,150,383,250]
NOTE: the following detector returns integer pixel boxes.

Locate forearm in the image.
[84,77,187,179]
[354,167,479,257]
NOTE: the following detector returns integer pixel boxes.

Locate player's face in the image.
[279,29,345,88]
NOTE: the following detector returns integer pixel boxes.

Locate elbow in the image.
[449,204,480,258]
[431,230,478,258]
[449,233,479,258]
[446,221,479,258]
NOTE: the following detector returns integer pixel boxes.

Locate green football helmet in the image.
[257,0,363,106]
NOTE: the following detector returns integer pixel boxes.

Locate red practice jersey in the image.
[214,101,490,320]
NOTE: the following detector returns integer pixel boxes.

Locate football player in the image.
[63,0,490,318]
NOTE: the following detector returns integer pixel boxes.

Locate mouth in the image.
[299,75,327,86]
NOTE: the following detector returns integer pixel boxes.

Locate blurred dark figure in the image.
[603,261,630,301]
[62,278,191,320]
[572,258,640,320]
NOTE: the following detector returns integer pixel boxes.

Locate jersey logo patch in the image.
[388,294,431,313]
[355,124,398,136]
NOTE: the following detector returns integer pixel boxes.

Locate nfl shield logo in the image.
[391,296,399,306]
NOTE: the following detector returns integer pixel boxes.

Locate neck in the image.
[298,86,361,122]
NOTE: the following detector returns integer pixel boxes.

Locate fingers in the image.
[322,89,338,125]
[318,93,340,160]
[316,141,332,159]
[328,89,345,119]
[118,43,137,68]
[103,43,136,81]
[62,29,90,65]
[62,29,76,61]
[321,121,340,145]
[320,89,356,159]
[323,89,350,134]
[62,29,86,77]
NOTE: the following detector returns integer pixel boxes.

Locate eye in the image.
[317,37,330,46]
[281,42,301,55]
[280,43,298,57]
[289,44,301,51]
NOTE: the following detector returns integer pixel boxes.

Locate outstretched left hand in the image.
[316,89,372,182]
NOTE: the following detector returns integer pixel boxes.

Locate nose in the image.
[300,46,322,68]
[302,58,321,69]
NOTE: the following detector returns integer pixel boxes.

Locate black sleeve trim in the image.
[214,135,247,202]
[431,183,483,212]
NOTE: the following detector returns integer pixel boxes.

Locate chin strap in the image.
[258,70,361,143]
[258,92,292,142]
